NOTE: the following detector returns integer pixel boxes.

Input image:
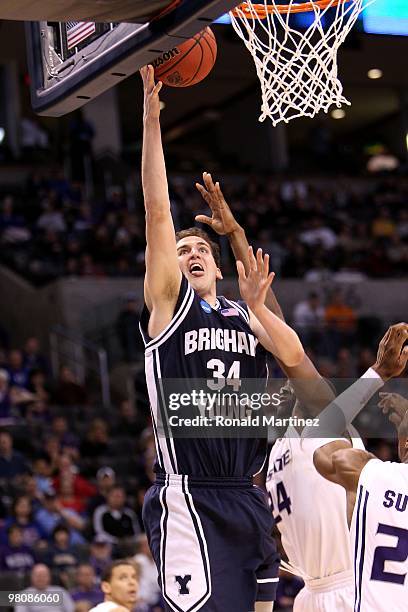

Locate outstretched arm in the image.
[236,246,304,367]
[313,441,374,492]
[141,65,181,328]
[195,172,284,319]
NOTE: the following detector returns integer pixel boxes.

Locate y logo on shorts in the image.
[175,574,192,595]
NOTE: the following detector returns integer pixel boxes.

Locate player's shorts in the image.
[142,473,280,612]
[293,570,354,612]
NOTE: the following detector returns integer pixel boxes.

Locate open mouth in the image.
[189,262,204,276]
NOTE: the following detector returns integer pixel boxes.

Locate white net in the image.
[230,0,372,125]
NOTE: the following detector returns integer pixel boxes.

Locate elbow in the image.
[282,345,305,368]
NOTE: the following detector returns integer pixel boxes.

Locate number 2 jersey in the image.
[351,458,408,612]
[139,276,269,477]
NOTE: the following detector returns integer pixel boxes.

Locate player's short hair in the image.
[101,559,140,583]
[176,227,221,268]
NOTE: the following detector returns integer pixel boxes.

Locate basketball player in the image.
[89,560,139,612]
[313,323,408,612]
[139,64,305,612]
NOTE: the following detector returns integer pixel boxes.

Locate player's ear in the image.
[101,581,111,596]
[216,267,223,280]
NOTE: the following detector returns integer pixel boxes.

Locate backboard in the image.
[19,0,239,116]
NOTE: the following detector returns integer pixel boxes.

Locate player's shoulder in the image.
[89,602,126,612]
[358,457,393,489]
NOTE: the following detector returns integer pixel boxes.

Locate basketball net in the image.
[230,0,373,125]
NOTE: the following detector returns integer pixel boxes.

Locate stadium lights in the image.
[406,133,408,152]
[331,109,346,120]
[0,128,5,144]
[367,68,383,79]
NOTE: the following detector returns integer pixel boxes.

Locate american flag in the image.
[221,307,239,317]
[66,21,96,50]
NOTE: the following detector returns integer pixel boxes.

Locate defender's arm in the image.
[313,441,375,492]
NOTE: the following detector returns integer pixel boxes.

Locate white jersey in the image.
[89,603,120,612]
[351,458,408,612]
[266,426,364,581]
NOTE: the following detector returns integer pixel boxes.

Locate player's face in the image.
[103,564,138,609]
[176,236,222,296]
[276,380,296,419]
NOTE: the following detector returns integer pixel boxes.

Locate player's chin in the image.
[127,591,138,603]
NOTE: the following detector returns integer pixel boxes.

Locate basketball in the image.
[153,27,217,87]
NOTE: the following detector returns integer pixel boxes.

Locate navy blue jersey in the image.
[140,276,269,477]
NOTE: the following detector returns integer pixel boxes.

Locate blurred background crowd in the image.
[1,171,408,285]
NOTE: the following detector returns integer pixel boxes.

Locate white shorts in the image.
[293,570,354,612]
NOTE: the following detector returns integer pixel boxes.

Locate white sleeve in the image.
[302,368,383,439]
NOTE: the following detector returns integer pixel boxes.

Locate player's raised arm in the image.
[195,172,284,320]
[141,65,181,318]
[236,246,304,367]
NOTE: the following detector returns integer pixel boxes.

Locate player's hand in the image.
[140,64,163,121]
[195,172,240,235]
[236,247,275,313]
[379,392,408,427]
[372,323,408,381]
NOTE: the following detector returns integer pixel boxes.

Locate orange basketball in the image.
[153,27,217,87]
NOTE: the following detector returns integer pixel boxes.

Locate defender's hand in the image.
[140,64,163,121]
[195,172,240,235]
[379,392,408,427]
[372,323,408,381]
[236,247,275,313]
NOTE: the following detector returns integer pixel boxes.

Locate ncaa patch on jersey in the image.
[200,299,212,314]
[221,307,239,317]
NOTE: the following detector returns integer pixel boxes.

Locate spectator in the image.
[88,536,112,579]
[0,370,12,420]
[53,454,96,513]
[49,416,79,459]
[133,534,161,610]
[37,201,66,233]
[27,369,50,404]
[43,435,63,474]
[299,216,338,250]
[292,291,325,352]
[93,486,140,545]
[2,495,42,548]
[20,474,45,513]
[15,563,75,612]
[23,337,49,373]
[47,525,78,577]
[116,294,143,363]
[0,525,36,574]
[32,455,54,496]
[7,349,29,389]
[87,467,116,518]
[113,400,145,438]
[0,430,29,480]
[371,207,396,239]
[324,289,357,356]
[70,564,103,608]
[34,489,85,545]
[79,419,110,462]
[53,366,88,407]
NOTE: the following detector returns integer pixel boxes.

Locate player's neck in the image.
[199,289,217,308]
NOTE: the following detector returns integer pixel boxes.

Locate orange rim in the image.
[232,0,351,18]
